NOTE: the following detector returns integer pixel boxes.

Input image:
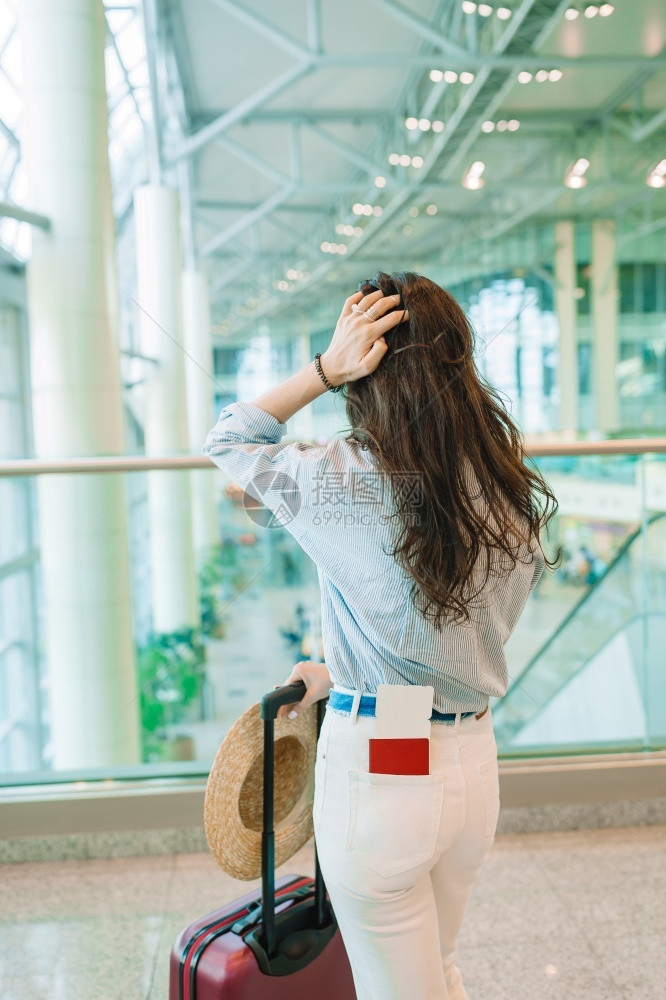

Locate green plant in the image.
[197,541,239,637]
[200,589,223,637]
[137,626,206,762]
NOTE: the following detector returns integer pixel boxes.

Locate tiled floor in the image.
[0,824,662,999]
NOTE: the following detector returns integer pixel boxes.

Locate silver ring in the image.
[351,303,366,315]
[365,306,378,320]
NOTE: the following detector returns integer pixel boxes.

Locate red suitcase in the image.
[169,681,357,999]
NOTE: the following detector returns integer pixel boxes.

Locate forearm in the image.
[250,357,337,424]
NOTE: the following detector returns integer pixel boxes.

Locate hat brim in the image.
[204,699,318,880]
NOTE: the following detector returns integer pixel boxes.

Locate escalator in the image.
[492,513,666,747]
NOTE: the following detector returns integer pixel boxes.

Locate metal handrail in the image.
[1,437,665,476]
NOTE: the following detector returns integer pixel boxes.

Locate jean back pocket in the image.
[345,769,445,877]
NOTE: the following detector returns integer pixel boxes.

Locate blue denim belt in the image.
[328,689,488,722]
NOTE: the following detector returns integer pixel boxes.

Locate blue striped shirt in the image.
[202,401,545,716]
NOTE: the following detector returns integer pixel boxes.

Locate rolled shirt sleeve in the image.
[201,401,328,541]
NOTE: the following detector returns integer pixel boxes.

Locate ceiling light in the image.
[353,226,363,236]
[277,280,289,291]
[549,69,563,81]
[337,244,347,254]
[430,69,444,82]
[564,6,579,19]
[388,152,400,165]
[646,159,666,188]
[409,206,420,217]
[375,175,386,187]
[426,204,438,215]
[518,71,532,83]
[584,4,598,16]
[443,70,458,83]
[411,155,424,168]
[459,71,475,84]
[564,157,590,188]
[372,206,383,216]
[461,1,477,12]
[418,118,431,130]
[496,6,511,17]
[399,153,411,166]
[478,3,493,15]
[432,120,444,132]
[353,202,378,216]
[481,120,495,132]
[335,224,345,234]
[599,3,614,13]
[463,161,485,189]
[508,119,520,130]
[286,269,298,279]
[320,242,331,252]
[496,119,508,131]
[535,69,549,82]
[405,116,419,130]
[402,225,413,235]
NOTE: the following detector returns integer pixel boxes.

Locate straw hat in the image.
[204,698,318,880]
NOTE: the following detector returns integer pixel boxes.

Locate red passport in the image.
[368,738,430,775]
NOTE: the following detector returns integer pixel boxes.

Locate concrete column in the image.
[134,184,199,632]
[182,268,218,563]
[18,0,140,767]
[517,293,545,432]
[554,221,579,435]
[591,219,620,433]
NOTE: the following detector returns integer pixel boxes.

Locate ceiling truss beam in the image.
[199,184,298,257]
[303,121,390,181]
[169,59,314,165]
[0,201,50,230]
[209,0,313,62]
[213,133,293,188]
[367,0,470,61]
[170,57,664,166]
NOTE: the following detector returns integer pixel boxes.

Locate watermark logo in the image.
[243,470,302,529]
[242,468,424,529]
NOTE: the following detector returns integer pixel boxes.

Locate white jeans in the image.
[312,693,500,1000]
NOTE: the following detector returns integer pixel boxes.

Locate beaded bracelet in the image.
[314,352,342,392]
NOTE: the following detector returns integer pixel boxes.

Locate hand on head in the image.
[319,289,409,387]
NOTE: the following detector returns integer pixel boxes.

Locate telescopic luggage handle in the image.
[261,679,309,721]
[258,679,330,960]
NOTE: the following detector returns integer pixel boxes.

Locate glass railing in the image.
[0,440,665,787]
[497,445,666,755]
[494,510,666,753]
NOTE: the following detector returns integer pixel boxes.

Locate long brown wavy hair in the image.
[343,271,562,628]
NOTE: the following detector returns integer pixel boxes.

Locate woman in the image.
[202,271,559,1000]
